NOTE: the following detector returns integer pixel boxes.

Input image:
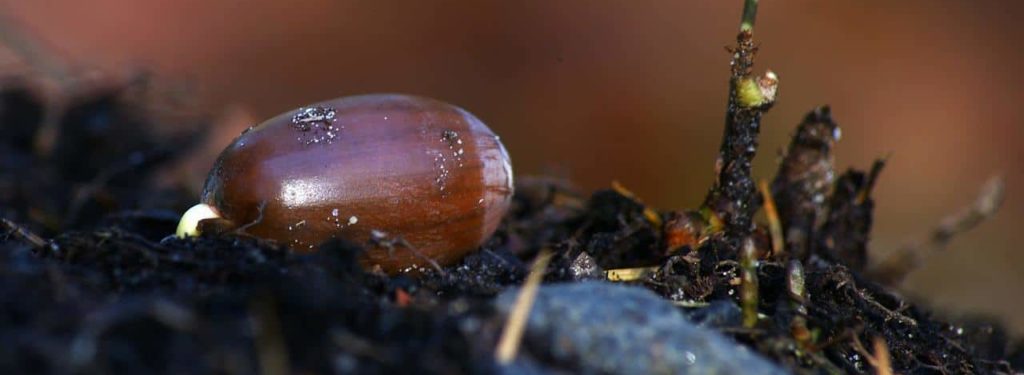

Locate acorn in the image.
[176,94,514,273]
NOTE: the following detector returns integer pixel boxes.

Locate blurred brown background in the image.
[3,1,1021,333]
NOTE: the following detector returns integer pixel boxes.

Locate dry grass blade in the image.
[873,336,894,375]
[604,266,659,282]
[1,218,47,248]
[759,179,784,257]
[496,249,553,364]
[850,334,896,375]
[611,180,662,227]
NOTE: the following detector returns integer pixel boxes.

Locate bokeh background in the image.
[2,1,1021,333]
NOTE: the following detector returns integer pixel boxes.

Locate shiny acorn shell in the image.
[200,94,513,273]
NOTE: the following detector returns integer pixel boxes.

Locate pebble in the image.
[494,281,788,375]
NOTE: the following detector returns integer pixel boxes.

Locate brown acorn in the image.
[177,94,514,273]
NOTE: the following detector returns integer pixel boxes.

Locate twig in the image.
[829,267,918,327]
[857,158,887,205]
[496,249,553,364]
[739,238,760,328]
[701,0,778,248]
[0,218,47,248]
[931,175,1003,244]
[604,266,659,282]
[785,260,814,349]
[853,286,917,327]
[870,175,1005,285]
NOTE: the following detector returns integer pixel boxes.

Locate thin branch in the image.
[870,175,1005,285]
[739,238,760,328]
[700,0,778,249]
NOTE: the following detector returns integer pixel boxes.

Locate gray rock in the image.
[684,299,744,330]
[568,252,603,280]
[495,281,788,375]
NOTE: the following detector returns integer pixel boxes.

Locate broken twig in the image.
[605,266,659,282]
[0,218,47,248]
[870,175,1004,285]
[770,106,840,260]
[739,238,760,328]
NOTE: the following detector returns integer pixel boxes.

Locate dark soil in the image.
[0,77,1021,374]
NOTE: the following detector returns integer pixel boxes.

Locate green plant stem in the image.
[740,0,759,32]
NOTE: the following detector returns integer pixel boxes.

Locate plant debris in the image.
[1,1,1022,373]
